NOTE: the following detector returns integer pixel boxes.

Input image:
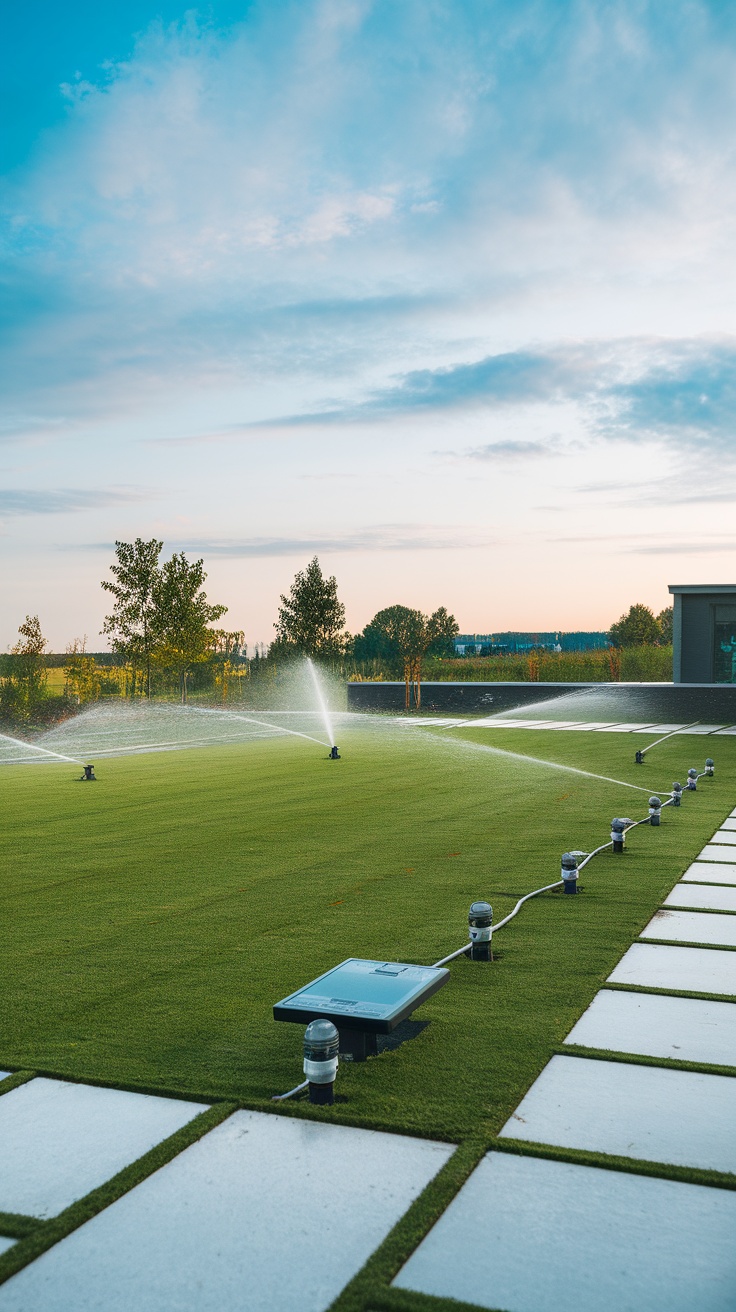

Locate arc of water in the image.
[0,731,84,765]
[187,706,329,748]
[306,658,336,749]
[428,732,667,795]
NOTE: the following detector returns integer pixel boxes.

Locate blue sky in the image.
[2,0,736,648]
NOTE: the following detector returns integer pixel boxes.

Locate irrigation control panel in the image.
[273,958,449,1033]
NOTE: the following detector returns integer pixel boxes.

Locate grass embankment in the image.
[0,726,732,1142]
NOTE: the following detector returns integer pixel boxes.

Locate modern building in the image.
[453,632,609,656]
[669,584,736,683]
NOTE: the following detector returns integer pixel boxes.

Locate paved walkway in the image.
[1,809,734,1309]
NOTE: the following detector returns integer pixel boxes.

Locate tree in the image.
[357,605,458,708]
[2,615,48,721]
[64,638,101,704]
[273,557,347,658]
[657,607,673,645]
[608,604,663,648]
[151,553,227,703]
[101,539,163,698]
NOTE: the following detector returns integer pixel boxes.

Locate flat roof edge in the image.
[668,584,736,594]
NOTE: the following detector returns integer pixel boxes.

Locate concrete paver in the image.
[641,909,736,948]
[393,1152,736,1312]
[682,862,736,884]
[698,845,736,863]
[563,989,736,1066]
[0,1078,206,1219]
[498,1055,736,1172]
[666,884,736,912]
[608,942,736,994]
[0,1110,453,1312]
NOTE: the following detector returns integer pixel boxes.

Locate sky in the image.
[2,0,736,651]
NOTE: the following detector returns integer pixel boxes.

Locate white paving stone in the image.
[717,818,736,831]
[678,724,725,734]
[667,884,736,912]
[632,723,686,733]
[0,1110,453,1312]
[609,942,736,994]
[498,1055,736,1172]
[698,845,736,863]
[641,909,736,948]
[0,1078,206,1219]
[683,862,736,885]
[711,830,736,845]
[564,989,736,1066]
[393,1153,736,1312]
[596,722,655,732]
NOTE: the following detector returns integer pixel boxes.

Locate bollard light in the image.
[303,1019,339,1106]
[648,796,662,827]
[560,852,579,894]
[330,745,341,759]
[468,900,493,962]
[672,782,683,807]
[635,749,644,765]
[611,818,627,853]
[687,768,698,791]
[705,758,715,778]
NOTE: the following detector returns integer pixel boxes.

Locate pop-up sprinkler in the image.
[560,852,580,893]
[635,749,644,765]
[672,782,683,807]
[611,818,630,853]
[648,796,662,826]
[468,901,493,962]
[80,764,96,781]
[705,758,715,778]
[303,1019,339,1105]
[330,745,340,759]
[686,768,698,791]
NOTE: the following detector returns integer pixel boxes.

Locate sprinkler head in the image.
[611,818,627,853]
[672,782,683,807]
[635,749,644,765]
[687,768,698,791]
[329,745,340,759]
[81,764,96,781]
[303,1019,339,1106]
[705,758,715,777]
[648,796,662,827]
[468,900,493,962]
[560,852,579,894]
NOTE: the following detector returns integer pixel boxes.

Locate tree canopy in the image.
[608,603,666,648]
[354,604,459,706]
[273,557,347,658]
[151,553,227,702]
[101,538,163,697]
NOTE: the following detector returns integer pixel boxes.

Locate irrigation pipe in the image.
[271,1079,309,1102]
[636,720,700,757]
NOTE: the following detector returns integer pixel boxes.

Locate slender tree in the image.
[101,539,163,698]
[273,557,347,658]
[656,607,674,645]
[151,553,227,703]
[2,615,48,721]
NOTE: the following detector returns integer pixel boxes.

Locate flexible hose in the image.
[271,1078,309,1102]
[637,721,700,756]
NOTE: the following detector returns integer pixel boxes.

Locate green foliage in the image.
[0,616,48,723]
[273,556,347,658]
[608,603,663,648]
[151,553,227,703]
[657,606,673,644]
[101,539,163,697]
[64,639,102,704]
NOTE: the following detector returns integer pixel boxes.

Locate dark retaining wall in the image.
[346,681,736,720]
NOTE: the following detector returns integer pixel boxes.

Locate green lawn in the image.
[1,724,733,1144]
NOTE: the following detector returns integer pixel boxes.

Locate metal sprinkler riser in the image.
[303,1019,339,1106]
[468,901,493,962]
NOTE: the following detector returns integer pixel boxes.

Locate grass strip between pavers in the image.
[0,1215,38,1242]
[0,1071,36,1097]
[556,1042,736,1079]
[603,980,736,1002]
[0,1101,236,1286]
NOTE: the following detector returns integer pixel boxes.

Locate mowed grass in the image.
[1,723,733,1142]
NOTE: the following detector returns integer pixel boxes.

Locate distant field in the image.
[1,722,732,1141]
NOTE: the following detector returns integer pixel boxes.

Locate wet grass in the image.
[0,726,733,1142]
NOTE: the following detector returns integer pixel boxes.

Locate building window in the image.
[714,606,736,683]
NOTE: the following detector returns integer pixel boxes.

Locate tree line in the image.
[0,541,676,724]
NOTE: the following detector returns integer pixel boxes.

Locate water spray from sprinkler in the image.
[306,658,339,757]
